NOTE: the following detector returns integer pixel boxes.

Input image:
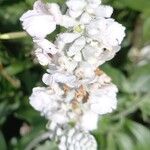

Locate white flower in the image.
[89,83,118,115]
[29,87,63,116]
[94,5,113,18]
[33,38,58,66]
[35,48,52,66]
[67,36,86,57]
[82,43,121,66]
[51,110,70,125]
[56,17,125,66]
[59,128,97,150]
[87,18,126,47]
[60,15,77,28]
[87,0,101,7]
[42,72,77,87]
[66,0,102,20]
[66,0,87,18]
[75,62,96,79]
[34,39,58,55]
[48,122,64,140]
[79,111,99,131]
[57,56,78,73]
[58,33,81,44]
[20,0,62,38]
[29,86,71,125]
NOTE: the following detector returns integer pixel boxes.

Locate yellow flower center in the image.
[74,24,85,33]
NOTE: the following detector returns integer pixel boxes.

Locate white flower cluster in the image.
[59,128,97,150]
[20,0,125,149]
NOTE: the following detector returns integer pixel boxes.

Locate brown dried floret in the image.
[94,68,104,76]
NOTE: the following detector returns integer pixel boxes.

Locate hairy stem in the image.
[0,32,27,40]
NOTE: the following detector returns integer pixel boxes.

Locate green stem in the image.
[0,32,27,40]
[25,132,50,150]
[0,63,20,88]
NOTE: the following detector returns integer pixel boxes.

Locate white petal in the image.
[73,52,82,61]
[94,5,113,18]
[82,45,98,64]
[106,21,126,46]
[68,9,83,18]
[66,0,86,11]
[87,0,101,8]
[81,111,98,131]
[29,87,53,112]
[43,72,77,87]
[34,39,58,54]
[42,73,52,85]
[61,15,77,28]
[21,11,56,38]
[47,3,62,24]
[89,84,118,115]
[58,33,81,44]
[58,56,78,73]
[20,0,57,38]
[35,49,51,66]
[52,112,68,124]
[33,0,47,13]
[67,36,86,56]
[80,12,92,24]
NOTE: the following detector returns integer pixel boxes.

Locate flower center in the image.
[74,24,85,33]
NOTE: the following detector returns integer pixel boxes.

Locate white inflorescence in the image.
[20,0,125,149]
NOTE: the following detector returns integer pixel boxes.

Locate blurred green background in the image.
[0,0,150,149]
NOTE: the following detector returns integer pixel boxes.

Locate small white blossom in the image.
[57,56,78,73]
[74,62,96,80]
[42,72,77,87]
[35,48,52,66]
[67,36,86,57]
[20,0,62,38]
[59,128,97,150]
[94,5,113,18]
[29,86,71,125]
[29,87,62,115]
[56,19,125,67]
[66,0,86,18]
[34,39,58,54]
[66,0,102,20]
[79,111,99,131]
[86,18,126,47]
[89,83,118,115]
[60,15,77,28]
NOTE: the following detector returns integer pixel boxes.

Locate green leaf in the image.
[140,94,150,121]
[35,141,58,150]
[129,64,150,92]
[119,0,150,12]
[0,131,7,150]
[143,17,150,43]
[106,133,116,150]
[126,120,150,150]
[117,132,134,150]
[15,129,46,150]
[0,101,20,125]
[5,61,33,76]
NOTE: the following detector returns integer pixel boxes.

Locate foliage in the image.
[0,0,149,149]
